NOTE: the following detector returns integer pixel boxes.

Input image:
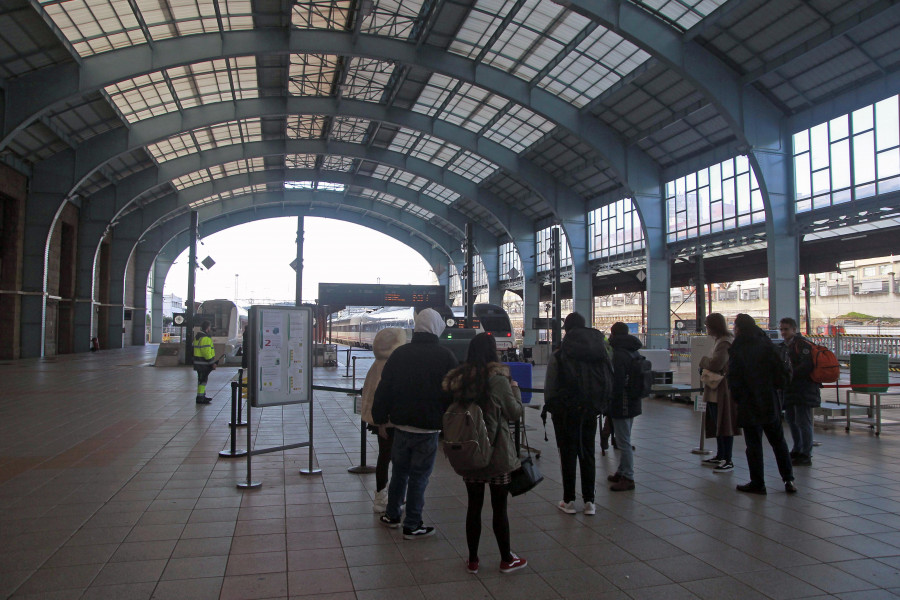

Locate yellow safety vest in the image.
[193,333,215,365]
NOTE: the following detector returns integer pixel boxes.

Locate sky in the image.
[162,217,438,305]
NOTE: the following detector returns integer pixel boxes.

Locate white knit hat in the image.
[413,308,446,336]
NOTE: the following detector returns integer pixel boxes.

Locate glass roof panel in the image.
[40,0,255,57]
[371,165,428,191]
[147,118,262,162]
[286,153,318,168]
[330,117,371,143]
[172,157,266,189]
[359,0,425,40]
[322,156,355,171]
[104,58,258,122]
[286,115,328,139]
[412,74,507,133]
[626,0,727,31]
[286,181,316,189]
[449,151,498,184]
[538,28,650,107]
[342,58,395,102]
[389,130,459,167]
[484,105,555,153]
[288,54,340,96]
[423,182,460,205]
[191,183,268,209]
[291,0,352,30]
[318,181,345,191]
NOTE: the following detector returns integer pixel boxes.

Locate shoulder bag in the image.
[508,416,543,497]
[700,369,724,390]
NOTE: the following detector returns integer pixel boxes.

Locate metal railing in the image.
[807,334,900,361]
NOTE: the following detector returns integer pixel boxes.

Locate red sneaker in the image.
[465,559,479,574]
[499,553,527,573]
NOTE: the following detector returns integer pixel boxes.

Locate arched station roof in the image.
[2,0,899,281]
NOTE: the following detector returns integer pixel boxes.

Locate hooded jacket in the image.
[360,328,407,426]
[443,362,523,478]
[544,327,612,415]
[727,326,784,427]
[371,310,459,431]
[608,333,644,419]
[782,334,822,408]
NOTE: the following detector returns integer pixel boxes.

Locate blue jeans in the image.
[612,418,634,480]
[385,429,439,530]
[784,405,814,456]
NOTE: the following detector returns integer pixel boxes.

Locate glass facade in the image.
[666,155,764,243]
[794,94,900,212]
[588,198,644,260]
[499,242,522,281]
[536,226,571,272]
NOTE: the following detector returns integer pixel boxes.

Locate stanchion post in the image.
[220,381,247,458]
[300,393,322,476]
[235,368,247,427]
[691,396,711,455]
[237,399,260,489]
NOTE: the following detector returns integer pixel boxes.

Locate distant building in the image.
[163,293,183,318]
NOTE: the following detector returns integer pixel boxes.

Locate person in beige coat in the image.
[699,313,740,472]
[442,333,527,575]
[359,327,407,513]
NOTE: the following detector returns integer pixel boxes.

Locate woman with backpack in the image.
[698,313,740,473]
[442,333,527,575]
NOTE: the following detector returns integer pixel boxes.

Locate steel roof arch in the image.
[4,30,660,196]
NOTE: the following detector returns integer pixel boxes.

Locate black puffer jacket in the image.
[608,333,644,419]
[544,327,611,415]
[371,332,459,430]
[727,327,784,427]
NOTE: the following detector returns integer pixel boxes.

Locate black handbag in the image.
[509,416,543,496]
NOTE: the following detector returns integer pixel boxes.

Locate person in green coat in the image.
[192,320,216,404]
[442,333,527,575]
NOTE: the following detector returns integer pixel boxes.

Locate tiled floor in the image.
[2,346,900,599]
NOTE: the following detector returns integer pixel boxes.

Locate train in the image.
[330,303,514,350]
[196,299,248,360]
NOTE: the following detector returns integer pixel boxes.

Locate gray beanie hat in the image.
[414,308,446,336]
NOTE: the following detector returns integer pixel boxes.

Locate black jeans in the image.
[743,418,794,487]
[552,411,597,503]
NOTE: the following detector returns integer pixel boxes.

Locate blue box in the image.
[504,361,533,404]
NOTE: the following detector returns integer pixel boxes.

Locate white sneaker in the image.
[557,500,576,514]
[373,489,388,513]
[584,501,596,516]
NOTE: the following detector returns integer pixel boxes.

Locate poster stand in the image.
[237,305,320,489]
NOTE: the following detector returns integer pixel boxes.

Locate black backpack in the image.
[626,351,653,400]
[558,330,614,416]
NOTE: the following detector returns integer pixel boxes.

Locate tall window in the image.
[794,94,900,212]
[499,242,522,281]
[665,156,764,243]
[536,226,572,272]
[588,198,645,260]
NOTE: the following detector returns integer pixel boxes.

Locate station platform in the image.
[2,346,900,599]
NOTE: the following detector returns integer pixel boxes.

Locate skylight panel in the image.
[149,118,262,162]
[423,182,459,205]
[538,28,649,107]
[289,54,340,96]
[484,105,554,153]
[173,158,265,190]
[286,181,316,189]
[291,0,352,29]
[286,115,327,139]
[104,72,177,123]
[318,182,345,192]
[330,117,371,143]
[322,156,355,171]
[191,183,267,209]
[412,74,507,133]
[389,130,459,167]
[627,0,727,31]
[342,59,395,102]
[147,131,195,162]
[360,0,424,40]
[41,0,144,57]
[143,0,254,41]
[404,204,435,220]
[449,152,498,184]
[286,154,318,168]
[169,58,258,109]
[449,0,508,60]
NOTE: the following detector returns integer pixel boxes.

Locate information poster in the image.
[248,305,313,407]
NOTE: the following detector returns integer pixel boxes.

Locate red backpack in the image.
[802,340,840,383]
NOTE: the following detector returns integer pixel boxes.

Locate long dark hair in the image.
[444,333,499,402]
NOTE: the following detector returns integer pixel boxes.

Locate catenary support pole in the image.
[295,216,304,306]
[465,222,475,322]
[551,227,561,349]
[185,210,198,365]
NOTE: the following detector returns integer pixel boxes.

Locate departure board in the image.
[318,283,446,308]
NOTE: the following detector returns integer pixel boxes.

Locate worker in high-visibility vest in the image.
[192,320,216,404]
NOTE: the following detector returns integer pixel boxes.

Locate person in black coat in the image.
[606,322,643,492]
[727,314,796,495]
[372,308,458,538]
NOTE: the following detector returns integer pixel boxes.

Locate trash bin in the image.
[850,353,889,393]
[323,343,338,367]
